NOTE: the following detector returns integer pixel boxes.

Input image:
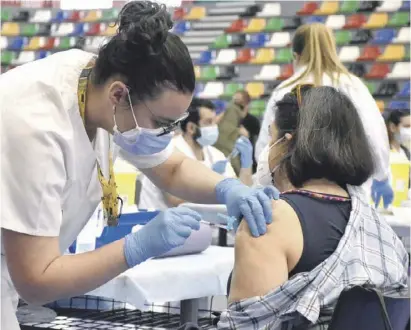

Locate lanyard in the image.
[77,60,121,226]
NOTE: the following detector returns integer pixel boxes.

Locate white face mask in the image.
[400,127,411,146]
[196,125,219,147]
[255,137,285,187]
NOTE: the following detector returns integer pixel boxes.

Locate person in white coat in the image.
[138,97,254,210]
[255,23,393,208]
[0,2,278,328]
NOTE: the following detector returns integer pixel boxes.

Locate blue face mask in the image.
[196,125,219,147]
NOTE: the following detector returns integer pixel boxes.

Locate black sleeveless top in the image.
[227,191,351,295]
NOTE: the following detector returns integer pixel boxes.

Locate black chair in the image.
[283,17,302,30]
[329,286,410,330]
[12,10,29,22]
[217,65,238,80]
[350,30,372,44]
[347,63,366,77]
[358,1,381,12]
[229,34,246,48]
[374,82,399,98]
[240,4,262,18]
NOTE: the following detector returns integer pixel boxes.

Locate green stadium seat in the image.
[249,100,267,117]
[340,0,360,13]
[201,66,218,80]
[222,83,243,98]
[212,34,229,49]
[265,18,284,32]
[387,12,410,27]
[334,30,351,45]
[1,51,14,65]
[57,36,74,49]
[1,8,11,21]
[20,23,38,36]
[405,47,410,61]
[365,82,377,95]
[102,8,119,21]
[275,48,293,63]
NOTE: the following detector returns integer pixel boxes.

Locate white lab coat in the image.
[0,49,173,329]
[139,134,236,210]
[255,66,390,182]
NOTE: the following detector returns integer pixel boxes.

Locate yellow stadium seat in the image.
[363,13,388,29]
[243,18,266,33]
[246,82,265,98]
[314,1,339,15]
[184,7,206,20]
[82,10,102,22]
[1,22,20,36]
[378,45,405,61]
[100,24,117,36]
[376,100,385,113]
[194,66,201,79]
[24,37,42,50]
[250,48,275,64]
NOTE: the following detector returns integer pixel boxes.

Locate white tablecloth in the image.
[384,207,411,246]
[87,246,234,310]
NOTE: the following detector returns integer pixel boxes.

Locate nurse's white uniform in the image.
[0,49,173,329]
[138,134,236,210]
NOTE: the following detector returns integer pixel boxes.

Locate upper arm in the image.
[228,199,303,303]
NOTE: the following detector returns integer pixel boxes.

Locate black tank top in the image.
[227,191,351,295]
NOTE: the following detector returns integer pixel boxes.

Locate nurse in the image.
[0,1,277,328]
[255,23,393,208]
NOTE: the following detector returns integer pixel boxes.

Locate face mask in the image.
[400,127,411,146]
[112,90,172,156]
[255,136,285,187]
[196,125,219,147]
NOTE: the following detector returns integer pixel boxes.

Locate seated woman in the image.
[218,86,408,330]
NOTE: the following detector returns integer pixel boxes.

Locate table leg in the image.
[180,298,199,325]
[218,228,227,247]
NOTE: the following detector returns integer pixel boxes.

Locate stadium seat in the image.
[247,33,267,48]
[400,1,410,11]
[254,65,281,80]
[265,32,291,47]
[201,66,218,80]
[246,82,265,98]
[102,8,118,21]
[229,34,246,48]
[56,36,76,49]
[12,51,35,65]
[393,27,410,43]
[387,62,410,79]
[194,83,204,95]
[363,13,388,29]
[365,63,390,78]
[217,65,237,80]
[1,8,12,21]
[30,9,52,23]
[174,21,190,35]
[196,50,213,64]
[357,46,381,61]
[250,48,275,64]
[52,10,68,23]
[340,0,360,13]
[1,23,20,36]
[198,82,224,98]
[371,28,396,44]
[100,23,117,36]
[212,34,229,49]
[85,23,101,36]
[348,63,366,77]
[35,50,50,60]
[339,46,360,62]
[365,81,377,94]
[233,48,252,64]
[24,36,42,50]
[343,14,366,29]
[278,64,294,80]
[388,100,410,110]
[264,18,284,32]
[243,18,266,33]
[358,1,380,12]
[377,0,402,12]
[249,100,267,117]
[387,12,410,27]
[213,100,227,114]
[350,30,372,44]
[1,37,8,50]
[378,45,405,61]
[1,51,15,65]
[21,23,39,37]
[396,82,410,98]
[283,18,301,30]
[42,37,55,49]
[374,82,399,97]
[257,3,281,17]
[7,37,25,50]
[315,1,339,15]
[222,83,243,98]
[325,15,346,29]
[51,23,74,36]
[173,7,185,21]
[70,23,85,36]
[275,48,293,63]
[67,11,81,22]
[12,10,29,22]
[297,2,318,15]
[213,49,236,64]
[241,5,262,18]
[376,100,385,112]
[405,47,410,60]
[82,10,102,22]
[306,16,326,24]
[334,30,352,45]
[226,19,246,33]
[184,7,206,21]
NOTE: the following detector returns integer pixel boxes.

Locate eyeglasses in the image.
[290,84,314,108]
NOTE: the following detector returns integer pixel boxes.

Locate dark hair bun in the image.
[117,1,173,57]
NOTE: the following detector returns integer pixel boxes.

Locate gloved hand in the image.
[215,178,280,237]
[123,207,201,268]
[212,160,228,174]
[234,137,253,169]
[371,179,394,209]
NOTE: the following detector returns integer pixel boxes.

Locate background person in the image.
[384,109,411,160]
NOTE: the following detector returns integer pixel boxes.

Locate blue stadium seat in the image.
[7,37,26,50]
[35,50,49,60]
[400,0,410,11]
[305,16,326,24]
[196,50,213,65]
[246,33,268,48]
[70,23,85,36]
[212,99,227,114]
[371,29,396,44]
[388,100,410,110]
[194,83,205,95]
[173,21,190,35]
[396,82,410,98]
[52,10,68,23]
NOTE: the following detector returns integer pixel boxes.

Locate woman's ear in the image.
[186,122,196,135]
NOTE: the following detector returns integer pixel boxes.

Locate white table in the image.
[87,246,234,324]
[384,207,411,250]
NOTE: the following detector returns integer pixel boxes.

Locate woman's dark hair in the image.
[92,1,195,103]
[383,109,410,146]
[180,98,215,132]
[274,86,375,187]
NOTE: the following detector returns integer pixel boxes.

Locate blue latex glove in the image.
[123,207,201,268]
[215,178,280,237]
[371,179,394,209]
[234,137,253,169]
[212,160,228,174]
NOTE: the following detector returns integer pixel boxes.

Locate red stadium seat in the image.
[343,14,366,29]
[297,2,318,15]
[357,46,381,61]
[365,63,390,79]
[233,49,252,64]
[173,8,186,20]
[278,64,294,80]
[226,19,246,33]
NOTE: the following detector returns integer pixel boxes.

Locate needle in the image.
[200,214,237,232]
[200,220,229,231]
